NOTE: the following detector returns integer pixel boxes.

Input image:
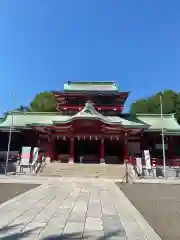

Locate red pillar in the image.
[124,134,129,163]
[100,138,105,164]
[168,136,173,158]
[46,135,53,162]
[69,138,74,163]
[140,133,144,151]
[46,142,52,160]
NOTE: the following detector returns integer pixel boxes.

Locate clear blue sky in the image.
[0,0,180,114]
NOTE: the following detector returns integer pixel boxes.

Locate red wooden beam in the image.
[57,105,123,111]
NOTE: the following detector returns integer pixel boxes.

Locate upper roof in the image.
[52,81,130,107]
[64,81,119,92]
[0,103,180,134]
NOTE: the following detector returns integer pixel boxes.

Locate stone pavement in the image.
[0,177,162,239]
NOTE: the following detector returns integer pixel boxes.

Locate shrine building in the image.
[1,81,180,165]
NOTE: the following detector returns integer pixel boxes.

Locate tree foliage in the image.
[130,90,180,122]
[29,92,57,112]
[15,105,31,112]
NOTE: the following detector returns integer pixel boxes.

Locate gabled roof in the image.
[0,106,180,133]
[48,102,146,128]
[74,101,104,118]
[0,103,146,130]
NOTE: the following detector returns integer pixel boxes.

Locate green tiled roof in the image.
[64,81,119,92]
[0,112,69,128]
[0,104,146,129]
[0,106,180,133]
[136,114,180,131]
[53,102,146,128]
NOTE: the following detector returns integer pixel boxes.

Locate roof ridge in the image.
[73,101,104,118]
[137,113,175,117]
[67,81,116,85]
[6,111,63,116]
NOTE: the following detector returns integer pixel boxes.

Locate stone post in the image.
[124,133,129,163]
[69,138,74,163]
[100,138,105,164]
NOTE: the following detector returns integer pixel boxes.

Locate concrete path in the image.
[0,177,161,239]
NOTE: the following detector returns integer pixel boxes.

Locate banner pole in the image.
[5,94,15,174]
[160,93,166,179]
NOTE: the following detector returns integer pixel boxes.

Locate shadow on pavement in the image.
[42,229,126,239]
[0,224,126,239]
[0,224,41,240]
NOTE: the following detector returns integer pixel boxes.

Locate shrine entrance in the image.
[104,139,124,164]
[74,138,101,163]
[54,138,70,162]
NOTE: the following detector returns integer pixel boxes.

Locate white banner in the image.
[136,157,142,174]
[144,150,151,169]
[20,146,31,166]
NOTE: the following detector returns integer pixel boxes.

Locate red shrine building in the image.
[1,81,180,165]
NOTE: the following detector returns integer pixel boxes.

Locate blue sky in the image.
[0,0,180,114]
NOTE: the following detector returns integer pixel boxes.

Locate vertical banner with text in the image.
[136,157,143,175]
[144,150,151,170]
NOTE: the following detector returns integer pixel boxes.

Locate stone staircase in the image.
[39,163,129,179]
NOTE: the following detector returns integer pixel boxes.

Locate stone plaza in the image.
[0,176,161,239]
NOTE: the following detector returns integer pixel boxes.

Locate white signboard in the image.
[136,157,142,175]
[144,150,151,170]
[20,147,31,166]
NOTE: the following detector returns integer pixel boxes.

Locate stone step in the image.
[40,163,127,178]
[42,169,125,173]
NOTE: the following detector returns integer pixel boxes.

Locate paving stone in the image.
[103,215,125,233]
[39,223,64,238]
[68,213,86,223]
[54,207,71,216]
[49,215,69,226]
[0,178,162,240]
[32,199,62,223]
[22,222,47,236]
[73,202,87,213]
[104,236,126,240]
[63,222,84,238]
[83,230,104,239]
[101,204,116,215]
[85,217,103,231]
[87,202,102,218]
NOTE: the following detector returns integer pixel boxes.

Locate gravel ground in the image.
[116,183,180,240]
[0,183,40,205]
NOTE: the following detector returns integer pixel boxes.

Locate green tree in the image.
[30,92,57,112]
[130,90,180,121]
[130,99,149,114]
[15,105,31,112]
[175,93,180,121]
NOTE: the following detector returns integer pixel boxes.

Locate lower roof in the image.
[0,106,180,134]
